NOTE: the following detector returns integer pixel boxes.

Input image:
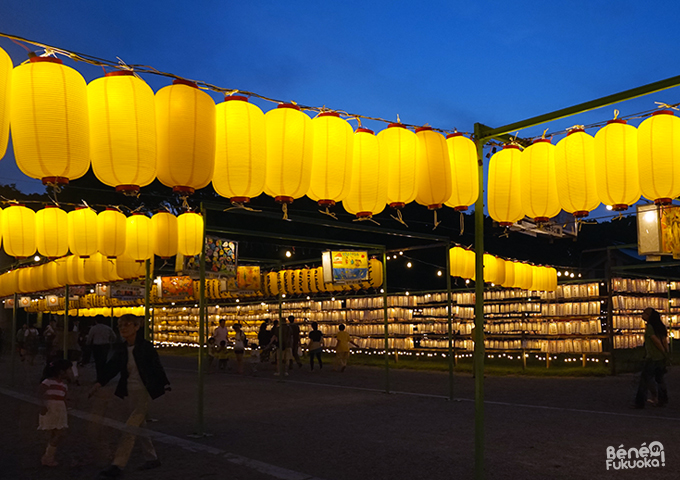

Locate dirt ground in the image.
[0,351,677,480]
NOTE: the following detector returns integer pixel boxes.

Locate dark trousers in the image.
[309,348,322,370]
[91,344,111,380]
[636,360,668,407]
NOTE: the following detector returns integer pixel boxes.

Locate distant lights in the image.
[285,250,292,258]
[34,255,41,262]
[399,251,403,256]
[606,205,613,211]
[235,299,240,303]
[407,262,412,268]
[437,270,442,276]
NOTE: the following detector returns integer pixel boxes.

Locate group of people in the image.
[208,316,359,375]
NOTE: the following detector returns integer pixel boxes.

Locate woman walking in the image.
[634,307,670,408]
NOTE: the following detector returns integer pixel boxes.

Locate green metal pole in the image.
[446,243,454,401]
[382,250,390,394]
[151,306,155,343]
[64,285,69,361]
[11,292,17,385]
[144,259,151,340]
[196,204,206,436]
[277,291,283,378]
[473,124,486,480]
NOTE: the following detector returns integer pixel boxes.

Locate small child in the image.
[215,340,229,371]
[38,359,72,467]
[248,349,261,374]
[207,337,217,374]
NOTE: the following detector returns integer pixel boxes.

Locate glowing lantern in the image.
[300,269,312,294]
[97,208,126,258]
[3,269,18,295]
[151,212,179,258]
[55,257,69,286]
[18,268,33,293]
[308,112,354,207]
[116,252,145,279]
[42,261,60,290]
[488,145,523,226]
[545,267,558,292]
[514,262,533,290]
[637,110,680,204]
[65,255,86,285]
[368,258,383,288]
[264,104,313,206]
[553,129,599,217]
[0,46,11,160]
[314,267,327,293]
[2,204,36,258]
[213,95,266,204]
[88,71,157,193]
[177,212,204,256]
[308,269,318,293]
[594,119,640,211]
[34,206,68,258]
[445,133,478,211]
[68,207,98,257]
[520,139,560,222]
[502,260,516,288]
[10,56,89,185]
[156,80,215,194]
[83,253,107,284]
[292,269,304,294]
[377,123,418,211]
[343,128,387,218]
[264,272,279,296]
[31,265,45,292]
[415,127,452,211]
[125,214,153,261]
[449,246,474,279]
[483,254,505,285]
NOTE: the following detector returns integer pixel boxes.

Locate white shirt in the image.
[213,326,229,345]
[127,345,143,390]
[87,323,116,345]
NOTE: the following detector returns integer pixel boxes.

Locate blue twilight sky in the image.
[1,0,679,218]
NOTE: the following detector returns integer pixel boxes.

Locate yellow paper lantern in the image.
[99,253,121,282]
[415,127,451,211]
[42,261,61,290]
[300,269,312,294]
[177,212,204,256]
[65,255,86,285]
[553,129,599,218]
[265,272,279,296]
[308,268,319,293]
[116,252,145,279]
[3,269,18,295]
[343,128,386,218]
[97,208,126,258]
[483,254,505,285]
[55,257,69,286]
[449,246,474,279]
[18,267,33,293]
[378,123,418,210]
[514,262,533,290]
[83,253,106,285]
[68,207,98,258]
[502,259,516,288]
[530,265,551,292]
[308,112,354,207]
[213,95,266,204]
[488,144,523,226]
[594,119,640,211]
[156,80,215,194]
[314,267,327,293]
[264,104,313,205]
[151,212,179,258]
[637,110,680,204]
[368,258,383,288]
[31,265,46,292]
[520,139,560,222]
[0,46,11,160]
[125,213,153,261]
[10,56,89,185]
[545,267,557,292]
[445,133,479,211]
[36,206,69,258]
[292,269,304,295]
[88,71,157,193]
[2,204,36,258]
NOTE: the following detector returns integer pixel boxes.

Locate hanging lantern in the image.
[483,254,505,285]
[55,257,69,286]
[88,70,157,194]
[292,269,304,295]
[213,95,266,204]
[10,56,89,185]
[18,267,33,293]
[415,127,452,212]
[343,128,387,219]
[308,269,318,293]
[30,265,46,292]
[502,259,516,288]
[308,112,354,208]
[545,267,558,292]
[98,253,120,282]
[116,252,145,279]
[264,272,279,296]
[97,208,126,258]
[449,246,474,279]
[156,79,215,194]
[177,212,203,256]
[553,129,599,218]
[637,110,680,204]
[42,261,61,290]
[488,145,523,226]
[520,139,560,222]
[314,267,327,293]
[83,253,106,285]
[378,123,418,214]
[514,262,533,290]
[0,46,11,160]
[264,104,313,207]
[530,265,552,291]
[125,213,153,261]
[35,206,68,258]
[467,249,477,281]
[151,211,179,258]
[2,204,36,258]
[65,255,86,285]
[594,119,640,211]
[368,258,383,288]
[445,133,478,211]
[68,207,98,258]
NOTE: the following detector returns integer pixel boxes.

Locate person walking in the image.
[232,324,247,374]
[24,324,40,365]
[38,359,72,467]
[213,319,229,347]
[43,320,57,360]
[288,316,303,369]
[16,323,28,361]
[87,316,117,380]
[90,315,170,477]
[333,324,359,372]
[308,322,324,371]
[634,307,670,408]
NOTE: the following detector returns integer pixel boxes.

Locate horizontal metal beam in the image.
[611,261,680,271]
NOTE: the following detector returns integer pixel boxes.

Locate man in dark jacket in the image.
[90,314,170,478]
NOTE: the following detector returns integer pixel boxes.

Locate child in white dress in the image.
[38,359,72,467]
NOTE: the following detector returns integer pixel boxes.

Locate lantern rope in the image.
[318,207,338,220]
[432,210,441,230]
[459,211,465,236]
[281,203,289,220]
[352,215,380,226]
[390,209,409,227]
[224,202,262,213]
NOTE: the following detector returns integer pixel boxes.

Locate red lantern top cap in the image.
[44,205,58,209]
[387,123,407,129]
[606,119,627,125]
[532,138,551,144]
[503,144,520,150]
[172,79,199,88]
[277,103,301,111]
[29,56,63,65]
[105,207,118,211]
[446,133,464,139]
[105,70,134,77]
[415,126,433,133]
[224,95,248,102]
[566,128,585,136]
[356,127,374,135]
[652,109,674,116]
[318,112,340,118]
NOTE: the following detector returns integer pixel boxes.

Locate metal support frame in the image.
[382,249,390,394]
[195,204,207,436]
[64,285,69,360]
[145,259,151,340]
[11,292,17,384]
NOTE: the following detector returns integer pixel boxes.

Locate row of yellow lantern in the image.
[0,48,478,219]
[263,260,383,296]
[489,112,680,225]
[449,246,557,291]
[0,253,148,297]
[0,204,203,259]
